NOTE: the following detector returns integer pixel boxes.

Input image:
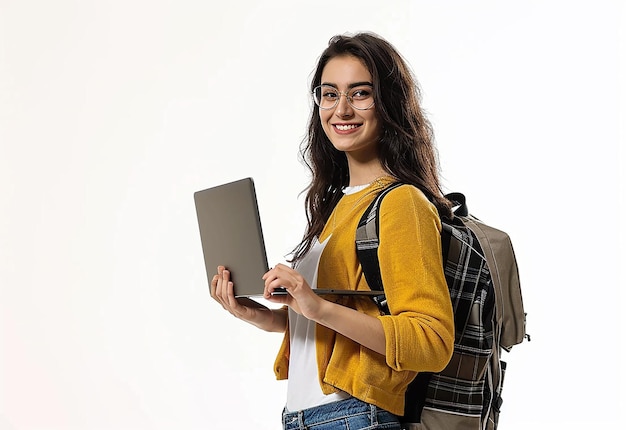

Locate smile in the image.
[334,124,361,131]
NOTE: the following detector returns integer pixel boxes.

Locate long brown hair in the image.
[291,32,451,263]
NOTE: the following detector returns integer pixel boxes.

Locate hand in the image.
[263,264,387,355]
[210,266,270,324]
[262,263,325,320]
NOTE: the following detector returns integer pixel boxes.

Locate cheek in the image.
[364,114,381,135]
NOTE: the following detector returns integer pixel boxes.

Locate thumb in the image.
[265,293,292,307]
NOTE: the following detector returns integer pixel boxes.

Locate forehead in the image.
[321,55,372,84]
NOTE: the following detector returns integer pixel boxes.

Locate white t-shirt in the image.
[286,236,350,412]
[285,185,368,412]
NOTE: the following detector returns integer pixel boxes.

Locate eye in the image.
[350,88,372,100]
[322,88,339,99]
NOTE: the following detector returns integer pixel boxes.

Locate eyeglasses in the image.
[312,85,375,110]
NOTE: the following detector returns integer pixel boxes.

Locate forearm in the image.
[314,300,386,355]
[248,307,288,333]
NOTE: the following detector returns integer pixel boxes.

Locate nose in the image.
[335,94,354,118]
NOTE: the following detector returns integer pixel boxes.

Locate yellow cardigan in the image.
[274,179,454,416]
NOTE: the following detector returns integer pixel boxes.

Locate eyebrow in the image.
[320,81,373,89]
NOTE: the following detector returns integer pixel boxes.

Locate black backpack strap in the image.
[355,182,403,313]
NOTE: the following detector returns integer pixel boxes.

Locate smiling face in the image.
[319,55,381,162]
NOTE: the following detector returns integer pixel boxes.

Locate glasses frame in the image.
[312,84,375,111]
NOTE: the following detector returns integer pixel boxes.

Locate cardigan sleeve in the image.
[376,185,455,372]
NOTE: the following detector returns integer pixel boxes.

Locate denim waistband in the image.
[282,397,399,430]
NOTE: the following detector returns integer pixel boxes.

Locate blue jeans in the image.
[282,397,401,430]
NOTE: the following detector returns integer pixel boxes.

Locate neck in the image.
[346,156,387,187]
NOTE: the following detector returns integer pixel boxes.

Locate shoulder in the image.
[380,183,439,219]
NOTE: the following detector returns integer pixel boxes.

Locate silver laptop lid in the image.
[194,178,269,301]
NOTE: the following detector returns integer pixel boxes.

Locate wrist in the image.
[312,298,335,327]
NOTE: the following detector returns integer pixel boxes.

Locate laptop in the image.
[194,177,383,307]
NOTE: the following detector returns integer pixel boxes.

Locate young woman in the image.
[211,32,454,430]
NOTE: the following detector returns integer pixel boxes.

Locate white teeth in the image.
[335,124,359,131]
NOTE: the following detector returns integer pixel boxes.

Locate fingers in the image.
[210,274,218,298]
[262,264,287,296]
[209,265,222,300]
[263,264,322,318]
[211,266,236,311]
[262,264,302,296]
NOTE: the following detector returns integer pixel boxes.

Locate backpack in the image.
[355,183,528,430]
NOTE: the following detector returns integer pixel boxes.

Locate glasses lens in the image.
[313,85,339,109]
[348,87,374,110]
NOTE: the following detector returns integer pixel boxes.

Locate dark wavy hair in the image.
[291,32,452,263]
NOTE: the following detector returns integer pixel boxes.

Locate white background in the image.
[1,0,624,429]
